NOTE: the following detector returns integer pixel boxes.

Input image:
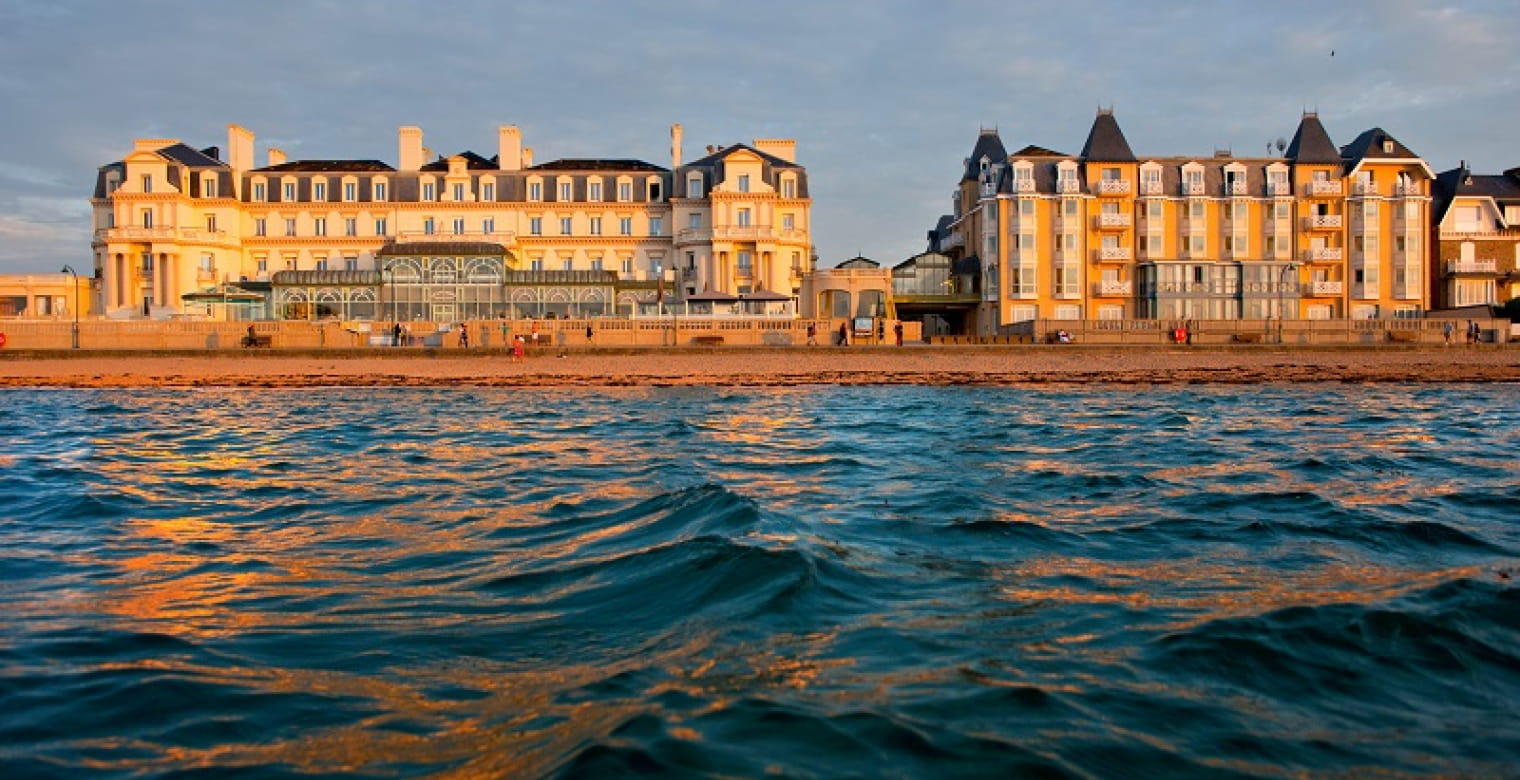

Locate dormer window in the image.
[202,176,218,198]
[738,174,750,193]
[141,174,152,193]
[313,181,326,201]
[686,174,703,199]
[1382,139,1394,154]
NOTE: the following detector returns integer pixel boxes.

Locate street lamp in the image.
[1277,263,1297,344]
[60,264,79,349]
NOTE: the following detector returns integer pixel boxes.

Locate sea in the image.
[1,384,1517,779]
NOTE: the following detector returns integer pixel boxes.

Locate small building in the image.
[0,273,94,320]
[1432,164,1520,309]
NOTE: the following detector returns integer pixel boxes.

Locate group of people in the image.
[805,321,906,347]
[1444,320,1484,346]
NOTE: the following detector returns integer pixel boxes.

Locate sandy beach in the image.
[1,345,1517,388]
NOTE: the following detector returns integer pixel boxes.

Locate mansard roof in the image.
[1285,113,1341,165]
[1078,111,1136,162]
[1010,144,1068,158]
[962,129,1008,181]
[1433,165,1520,222]
[420,151,499,171]
[156,143,228,168]
[1340,127,1420,165]
[683,143,799,169]
[530,158,669,172]
[253,159,396,173]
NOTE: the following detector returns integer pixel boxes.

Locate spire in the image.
[1078,109,1136,162]
[1284,112,1340,164]
[962,128,1008,181]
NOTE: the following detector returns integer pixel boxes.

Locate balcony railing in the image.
[1304,248,1343,262]
[1307,280,1343,295]
[1096,280,1132,296]
[1394,183,1421,197]
[1350,181,1377,196]
[1445,260,1498,274]
[196,269,218,283]
[397,230,517,243]
[1140,181,1163,195]
[1267,181,1292,197]
[1183,182,1206,196]
[1225,180,1248,196]
[942,231,965,250]
[1305,215,1342,230]
[1096,246,1132,261]
[1096,213,1131,228]
[1305,180,1342,196]
[1097,179,1131,195]
[1013,179,1035,193]
[1057,179,1080,194]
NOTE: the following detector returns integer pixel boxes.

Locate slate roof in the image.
[253,159,396,173]
[420,151,499,171]
[376,241,507,256]
[1010,144,1067,157]
[683,143,799,169]
[270,270,382,286]
[1078,111,1136,162]
[1285,113,1341,165]
[1339,127,1420,169]
[962,129,1008,181]
[156,143,227,168]
[1432,166,1520,223]
[837,256,881,269]
[529,158,669,172]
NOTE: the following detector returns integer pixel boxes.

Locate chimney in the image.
[133,138,179,153]
[398,126,424,172]
[498,125,522,170]
[753,138,796,163]
[267,147,287,167]
[523,147,534,167]
[671,123,683,169]
[227,125,254,171]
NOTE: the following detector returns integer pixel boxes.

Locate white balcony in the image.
[1096,280,1132,295]
[1096,246,1132,261]
[676,228,712,243]
[1350,181,1378,196]
[1305,215,1343,230]
[1446,260,1498,274]
[1225,180,1248,196]
[1057,179,1080,194]
[1183,182,1206,196]
[99,226,235,246]
[1305,180,1342,196]
[1140,181,1163,195]
[1307,280,1343,295]
[196,268,218,283]
[1394,183,1421,197]
[1096,213,1132,228]
[1267,181,1293,197]
[1097,179,1131,195]
[1013,179,1035,193]
[942,230,965,250]
[1304,248,1343,262]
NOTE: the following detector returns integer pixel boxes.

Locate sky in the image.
[0,0,1516,274]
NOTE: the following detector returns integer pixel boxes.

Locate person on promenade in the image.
[1469,320,1481,346]
[392,322,402,347]
[894,321,904,346]
[585,324,594,345]
[458,324,469,349]
[1444,321,1454,346]
[838,322,849,347]
[512,334,525,362]
[530,320,540,346]
[806,323,817,345]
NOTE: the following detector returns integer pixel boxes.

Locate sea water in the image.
[1,385,1517,778]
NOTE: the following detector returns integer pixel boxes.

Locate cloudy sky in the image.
[0,0,1515,274]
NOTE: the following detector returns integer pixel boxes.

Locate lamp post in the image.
[60,264,79,349]
[1277,263,1297,344]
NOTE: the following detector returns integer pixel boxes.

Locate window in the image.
[589,217,602,235]
[345,218,356,236]
[589,181,602,201]
[619,217,632,235]
[253,182,266,201]
[483,218,494,234]
[782,178,796,198]
[141,174,152,193]
[422,182,436,201]
[452,218,465,234]
[1019,200,1035,216]
[590,258,603,271]
[1186,169,1203,191]
[618,182,632,201]
[649,217,662,235]
[374,217,387,235]
[782,214,794,230]
[482,182,494,201]
[313,182,326,201]
[530,217,542,235]
[254,218,266,236]
[313,217,327,236]
[205,215,217,232]
[315,257,328,271]
[344,182,356,201]
[284,257,297,271]
[1189,201,1206,219]
[560,217,572,234]
[1188,235,1205,253]
[737,208,751,227]
[738,174,750,193]
[423,217,435,235]
[562,259,572,271]
[453,183,465,201]
[737,251,752,272]
[345,256,358,271]
[257,259,267,274]
[530,259,543,271]
[688,213,701,229]
[622,258,633,274]
[283,182,295,201]
[203,178,218,198]
[559,181,572,201]
[529,181,542,201]
[687,175,703,199]
[373,182,387,201]
[284,217,296,236]
[1102,168,1121,181]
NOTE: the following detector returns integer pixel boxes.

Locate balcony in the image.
[1225,180,1248,196]
[1095,213,1131,228]
[397,230,517,244]
[1097,179,1131,195]
[1351,181,1377,196]
[1304,248,1342,262]
[1304,180,1342,196]
[1267,181,1293,197]
[1095,246,1132,261]
[1394,182,1421,197]
[1096,279,1132,296]
[196,268,218,283]
[1013,179,1035,193]
[1445,260,1498,275]
[941,230,965,250]
[1183,182,1206,196]
[1304,215,1342,230]
[1057,179,1080,194]
[676,228,712,243]
[1140,181,1163,195]
[1307,280,1343,295]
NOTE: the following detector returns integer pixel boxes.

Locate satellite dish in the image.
[1275,137,1287,154]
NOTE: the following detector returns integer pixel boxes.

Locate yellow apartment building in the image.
[1432,164,1520,309]
[929,111,1434,332]
[89,124,811,320]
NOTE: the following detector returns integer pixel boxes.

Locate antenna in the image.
[1275,137,1287,154]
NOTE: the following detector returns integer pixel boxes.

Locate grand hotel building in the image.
[89,124,813,320]
[930,111,1434,331]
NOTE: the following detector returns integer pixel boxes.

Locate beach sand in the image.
[1,346,1517,388]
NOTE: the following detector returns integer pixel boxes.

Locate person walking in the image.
[392,322,402,347]
[806,322,817,345]
[458,324,469,348]
[512,334,525,362]
[585,324,594,345]
[893,321,904,346]
[838,322,849,347]
[1443,320,1454,346]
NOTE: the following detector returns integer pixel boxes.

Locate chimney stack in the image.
[267,147,287,167]
[523,147,534,167]
[398,126,424,172]
[227,125,254,171]
[753,138,796,163]
[671,123,683,169]
[498,125,522,170]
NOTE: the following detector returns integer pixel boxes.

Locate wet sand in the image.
[1,346,1517,388]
